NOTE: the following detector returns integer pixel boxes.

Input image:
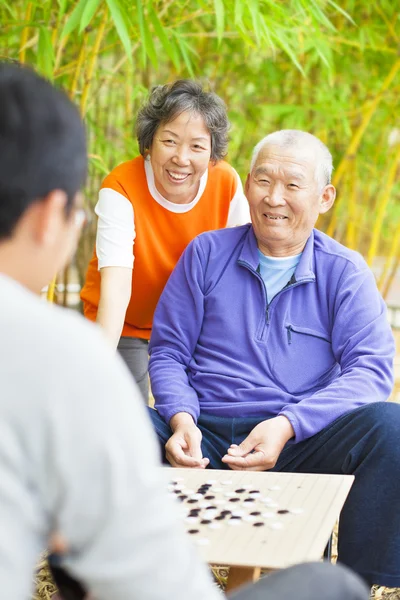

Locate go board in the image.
[164,468,354,570]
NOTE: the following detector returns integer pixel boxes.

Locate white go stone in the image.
[224,491,236,497]
[196,538,210,545]
[185,517,199,524]
[268,485,281,491]
[232,510,245,517]
[260,497,274,504]
[228,519,241,526]
[221,480,233,485]
[208,522,221,529]
[206,479,217,485]
[269,522,284,530]
[290,508,304,515]
[213,487,223,492]
[191,493,203,500]
[243,515,257,523]
[262,512,275,519]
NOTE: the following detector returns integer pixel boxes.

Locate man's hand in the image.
[221,415,294,471]
[166,413,209,468]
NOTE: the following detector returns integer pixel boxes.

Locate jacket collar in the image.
[238,225,316,282]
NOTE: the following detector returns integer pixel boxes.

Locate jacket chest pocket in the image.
[271,323,337,395]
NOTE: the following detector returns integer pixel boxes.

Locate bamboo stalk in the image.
[80,11,108,117]
[382,250,400,301]
[378,227,400,293]
[327,58,400,238]
[46,276,57,302]
[346,165,357,250]
[19,1,33,63]
[366,144,400,266]
[70,37,86,100]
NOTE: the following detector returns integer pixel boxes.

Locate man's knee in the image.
[351,402,400,463]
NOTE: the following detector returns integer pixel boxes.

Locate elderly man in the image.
[148,130,399,588]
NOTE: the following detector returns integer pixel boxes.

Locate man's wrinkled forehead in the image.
[253,143,318,178]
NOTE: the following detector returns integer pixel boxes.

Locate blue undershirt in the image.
[258,250,302,304]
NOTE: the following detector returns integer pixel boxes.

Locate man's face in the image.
[245,144,335,257]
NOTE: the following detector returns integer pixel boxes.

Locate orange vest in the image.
[81,156,238,340]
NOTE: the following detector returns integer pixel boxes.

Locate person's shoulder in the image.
[101,156,144,188]
[193,223,251,255]
[313,229,368,272]
[0,277,125,385]
[207,160,238,181]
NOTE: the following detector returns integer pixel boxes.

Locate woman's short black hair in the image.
[136,80,229,162]
[0,62,87,239]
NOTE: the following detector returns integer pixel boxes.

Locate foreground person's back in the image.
[0,61,220,600]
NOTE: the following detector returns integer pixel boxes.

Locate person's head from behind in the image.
[0,62,87,292]
[245,130,336,257]
[136,79,228,204]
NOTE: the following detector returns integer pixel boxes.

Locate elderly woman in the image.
[80,80,249,399]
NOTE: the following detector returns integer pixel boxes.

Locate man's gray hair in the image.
[250,130,333,189]
[136,80,229,162]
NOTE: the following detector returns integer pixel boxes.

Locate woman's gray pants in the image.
[117,336,149,401]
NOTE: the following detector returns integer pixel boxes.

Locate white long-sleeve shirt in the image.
[0,274,221,600]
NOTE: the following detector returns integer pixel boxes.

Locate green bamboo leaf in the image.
[37,27,55,80]
[214,0,225,44]
[80,0,102,32]
[271,30,304,75]
[234,0,244,26]
[148,1,179,69]
[327,0,356,24]
[61,0,87,38]
[57,0,68,19]
[106,0,133,62]
[247,0,262,44]
[174,33,195,78]
[0,0,16,18]
[136,0,157,68]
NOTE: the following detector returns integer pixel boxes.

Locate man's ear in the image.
[319,184,336,215]
[34,190,68,246]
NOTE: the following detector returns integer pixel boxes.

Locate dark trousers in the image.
[148,402,400,588]
[50,561,368,600]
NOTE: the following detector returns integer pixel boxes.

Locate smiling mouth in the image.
[167,170,190,182]
[264,213,287,220]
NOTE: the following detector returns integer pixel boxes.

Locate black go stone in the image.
[250,511,261,516]
[215,515,226,521]
[187,499,198,504]
[200,519,212,525]
[230,515,241,520]
[188,529,199,534]
[277,509,290,514]
[244,498,255,503]
[249,490,260,494]
[204,495,215,500]
[221,510,232,516]
[253,522,264,527]
[178,495,188,501]
[235,488,246,493]
[229,498,240,503]
[205,505,217,510]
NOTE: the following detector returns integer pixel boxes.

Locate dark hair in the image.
[136,80,229,162]
[0,62,87,240]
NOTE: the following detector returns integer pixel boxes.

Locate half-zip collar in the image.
[237,224,316,284]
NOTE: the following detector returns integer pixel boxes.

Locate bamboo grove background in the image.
[1,0,399,302]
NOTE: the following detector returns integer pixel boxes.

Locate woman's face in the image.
[150,110,212,204]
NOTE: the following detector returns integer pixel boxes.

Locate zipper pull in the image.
[287,326,292,344]
[266,305,270,324]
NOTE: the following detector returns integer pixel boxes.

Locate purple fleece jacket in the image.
[148,224,395,442]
